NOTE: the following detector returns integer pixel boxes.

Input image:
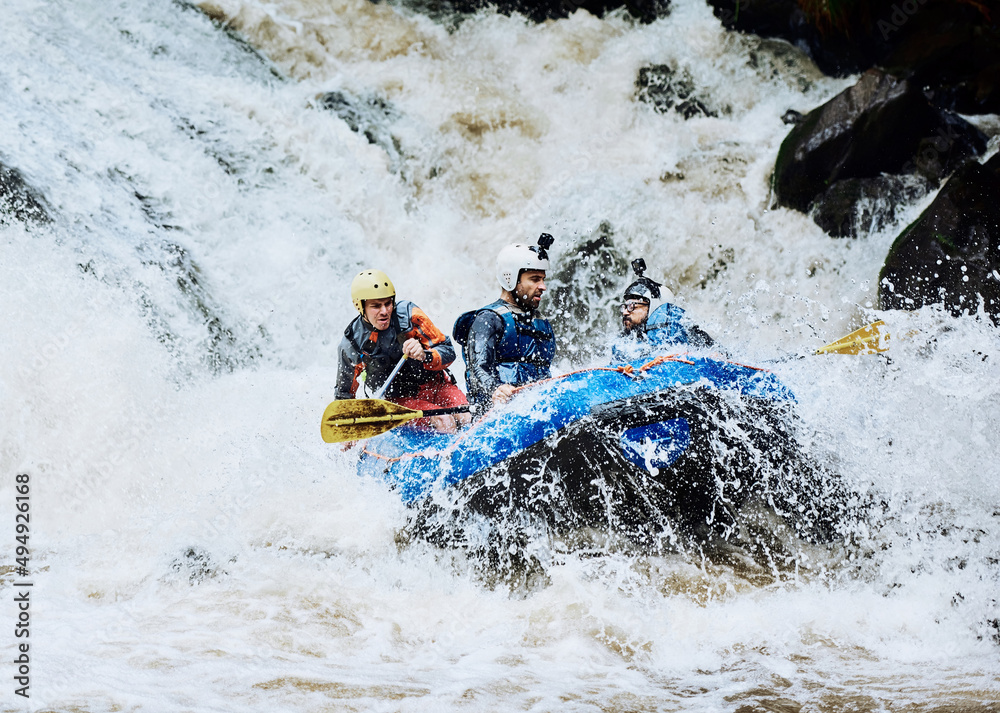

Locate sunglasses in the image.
[621,299,649,313]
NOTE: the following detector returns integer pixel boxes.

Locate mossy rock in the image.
[879,153,1000,321]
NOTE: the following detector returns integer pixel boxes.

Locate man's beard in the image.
[622,320,646,337]
[513,289,538,312]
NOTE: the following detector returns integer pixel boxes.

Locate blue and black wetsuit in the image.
[454,299,555,410]
[611,302,714,362]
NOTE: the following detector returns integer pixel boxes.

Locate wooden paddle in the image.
[320,398,471,443]
[815,320,889,355]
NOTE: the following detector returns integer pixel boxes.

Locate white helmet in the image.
[496,233,553,291]
[624,258,675,304]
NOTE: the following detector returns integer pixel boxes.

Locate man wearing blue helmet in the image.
[454,234,556,411]
[612,258,714,361]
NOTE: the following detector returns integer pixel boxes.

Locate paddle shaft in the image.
[414,406,470,417]
[372,355,408,399]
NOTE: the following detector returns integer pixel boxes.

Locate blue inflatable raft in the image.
[356,352,849,548]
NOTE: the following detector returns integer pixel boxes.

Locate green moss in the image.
[884,217,916,260]
[934,231,959,253]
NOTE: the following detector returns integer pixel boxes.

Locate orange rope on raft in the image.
[505,352,696,397]
[637,354,695,370]
[717,358,769,372]
[359,353,770,462]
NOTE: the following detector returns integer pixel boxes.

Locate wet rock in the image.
[810,175,930,239]
[705,0,1000,109]
[744,37,826,93]
[161,240,264,373]
[879,153,1000,322]
[880,1,1000,115]
[546,221,628,361]
[169,547,229,584]
[987,616,1000,645]
[133,237,265,374]
[909,112,990,184]
[0,164,50,226]
[705,0,882,76]
[435,0,670,23]
[317,91,404,174]
[773,69,986,224]
[781,109,805,125]
[636,64,717,119]
[179,0,284,82]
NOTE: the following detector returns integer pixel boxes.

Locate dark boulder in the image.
[775,69,929,213]
[705,0,887,76]
[0,164,50,226]
[909,111,990,184]
[706,0,1000,109]
[879,153,1000,322]
[880,1,1000,115]
[772,69,986,235]
[810,174,929,239]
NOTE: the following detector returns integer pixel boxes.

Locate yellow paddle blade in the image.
[320,398,423,443]
[815,320,890,355]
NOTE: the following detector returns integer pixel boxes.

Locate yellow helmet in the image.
[350,269,395,315]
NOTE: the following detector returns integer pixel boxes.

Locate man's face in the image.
[514,270,546,311]
[621,298,649,333]
[363,296,394,330]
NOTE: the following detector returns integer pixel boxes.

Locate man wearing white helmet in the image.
[453,234,556,410]
[612,258,714,362]
[335,269,469,432]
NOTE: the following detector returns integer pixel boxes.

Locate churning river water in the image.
[2,0,999,710]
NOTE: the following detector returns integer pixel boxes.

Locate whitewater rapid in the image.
[1,0,998,709]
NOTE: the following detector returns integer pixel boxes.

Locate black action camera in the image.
[535,233,554,260]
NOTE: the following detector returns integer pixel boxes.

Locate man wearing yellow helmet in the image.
[335,269,469,432]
